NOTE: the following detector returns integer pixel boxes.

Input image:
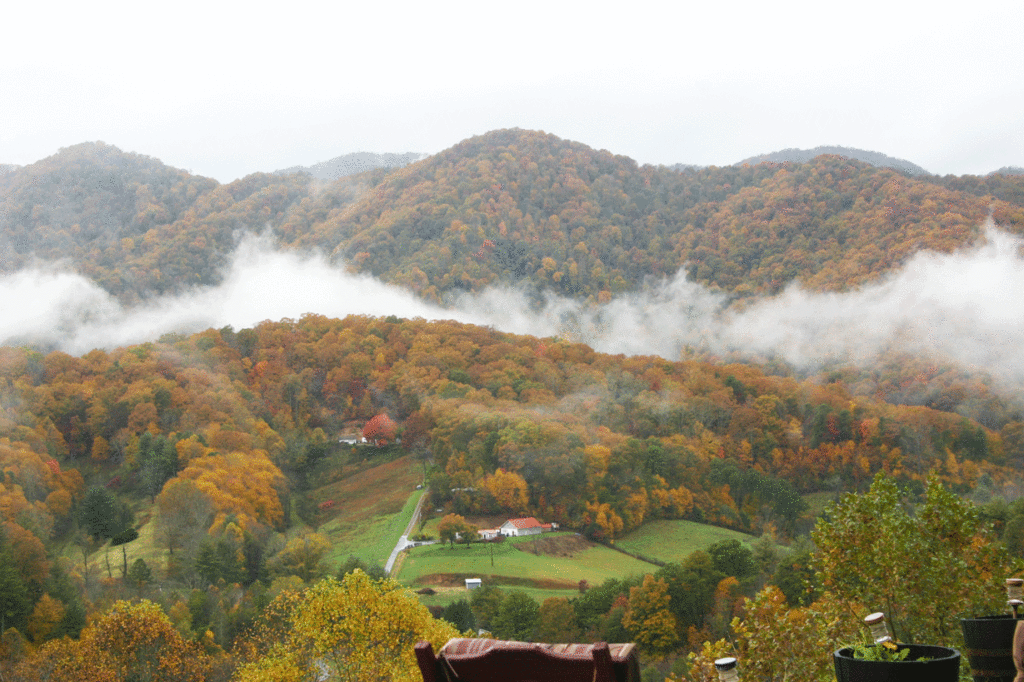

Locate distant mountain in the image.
[0,164,19,189]
[312,129,1024,303]
[992,166,1024,176]
[274,151,426,181]
[738,145,929,176]
[4,130,1024,308]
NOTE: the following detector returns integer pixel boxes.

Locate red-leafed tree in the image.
[363,414,398,446]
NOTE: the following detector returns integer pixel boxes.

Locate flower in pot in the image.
[834,612,961,682]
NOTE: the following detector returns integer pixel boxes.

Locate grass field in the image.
[316,454,424,568]
[396,532,656,590]
[63,454,424,582]
[67,453,775,603]
[615,519,756,564]
[414,585,582,609]
[62,500,176,583]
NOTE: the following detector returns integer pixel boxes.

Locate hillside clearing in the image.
[396,532,655,591]
[314,454,423,567]
[615,519,757,564]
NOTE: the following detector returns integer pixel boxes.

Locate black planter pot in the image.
[960,615,1019,682]
[833,644,960,682]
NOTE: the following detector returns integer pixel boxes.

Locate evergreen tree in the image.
[79,487,134,540]
[128,558,153,588]
[139,435,179,500]
[195,539,245,586]
[242,534,268,586]
[491,590,539,641]
[0,531,31,632]
[441,599,476,632]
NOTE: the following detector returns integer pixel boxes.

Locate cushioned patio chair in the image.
[415,638,640,682]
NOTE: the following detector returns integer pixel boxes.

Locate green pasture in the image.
[615,519,756,564]
[395,532,655,588]
[322,488,423,568]
[313,455,423,568]
[413,586,581,610]
[61,500,173,583]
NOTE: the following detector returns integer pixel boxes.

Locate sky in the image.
[2,0,1023,183]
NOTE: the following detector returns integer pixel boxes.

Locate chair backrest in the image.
[415,638,639,682]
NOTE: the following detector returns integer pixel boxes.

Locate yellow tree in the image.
[27,600,217,682]
[535,596,580,643]
[177,451,286,532]
[684,586,859,682]
[482,469,529,514]
[584,501,623,541]
[272,533,331,583]
[437,514,477,548]
[235,570,460,682]
[622,574,679,655]
[26,593,65,643]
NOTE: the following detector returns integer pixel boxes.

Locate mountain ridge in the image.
[736,145,929,176]
[274,151,427,181]
[3,130,1024,308]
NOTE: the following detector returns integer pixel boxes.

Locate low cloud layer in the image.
[0,236,481,355]
[3,224,1024,393]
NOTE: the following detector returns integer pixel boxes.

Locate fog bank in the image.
[3,224,1024,392]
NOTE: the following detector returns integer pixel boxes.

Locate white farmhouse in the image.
[498,517,555,537]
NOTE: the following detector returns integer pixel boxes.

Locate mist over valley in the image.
[6,220,1024,408]
[4,5,1024,676]
[4,129,1024,409]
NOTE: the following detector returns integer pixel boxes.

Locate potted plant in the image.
[833,642,961,682]
[833,612,961,682]
[959,578,1023,682]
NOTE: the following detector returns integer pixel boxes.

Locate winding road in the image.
[385,488,433,575]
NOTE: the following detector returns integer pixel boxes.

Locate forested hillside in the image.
[5,130,1024,307]
[0,314,1018,588]
[4,131,1024,679]
[0,315,1022,678]
[737,145,929,176]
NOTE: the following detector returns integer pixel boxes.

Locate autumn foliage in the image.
[362,413,397,445]
[2,130,1024,675]
[12,600,219,682]
[235,570,460,682]
[4,132,1024,309]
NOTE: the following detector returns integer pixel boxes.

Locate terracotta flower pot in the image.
[833,644,960,682]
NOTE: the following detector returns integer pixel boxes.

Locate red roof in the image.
[506,517,542,529]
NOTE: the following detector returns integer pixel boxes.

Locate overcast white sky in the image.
[2,0,1022,183]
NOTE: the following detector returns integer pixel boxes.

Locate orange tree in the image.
[363,414,398,445]
[437,514,478,548]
